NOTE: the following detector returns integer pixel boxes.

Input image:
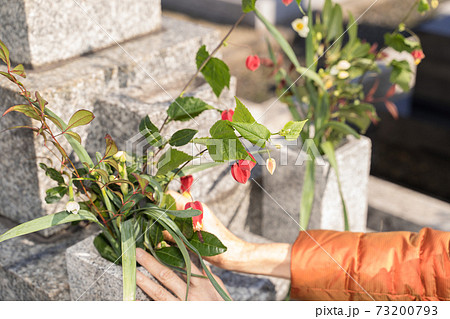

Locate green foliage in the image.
[389,59,413,91]
[384,33,420,53]
[167,96,213,121]
[156,148,193,175]
[0,39,10,68]
[121,219,137,301]
[279,120,308,140]
[196,45,230,97]
[139,115,163,147]
[208,120,249,162]
[155,247,186,268]
[189,231,227,256]
[169,129,198,147]
[67,110,94,130]
[242,0,256,13]
[418,0,430,13]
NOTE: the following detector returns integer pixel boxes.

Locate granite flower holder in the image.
[259,135,372,243]
[66,234,289,301]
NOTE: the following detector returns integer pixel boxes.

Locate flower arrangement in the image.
[250,0,436,229]
[0,1,307,301]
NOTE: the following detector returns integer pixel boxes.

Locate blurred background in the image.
[162,0,450,232]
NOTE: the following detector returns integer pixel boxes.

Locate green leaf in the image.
[279,120,307,140]
[326,3,343,42]
[11,64,26,78]
[167,97,213,122]
[384,33,420,53]
[104,134,118,158]
[321,142,349,230]
[145,204,202,219]
[322,0,333,27]
[43,108,95,167]
[139,115,163,147]
[156,148,193,175]
[39,163,65,184]
[174,217,194,240]
[389,59,412,91]
[35,92,47,112]
[67,110,95,130]
[169,129,198,147]
[94,233,120,264]
[3,104,41,120]
[45,186,67,204]
[172,161,222,177]
[147,221,164,247]
[300,154,315,229]
[208,120,249,162]
[121,219,136,301]
[155,247,186,269]
[242,0,256,13]
[64,131,82,144]
[0,210,98,243]
[229,122,271,146]
[316,121,360,140]
[233,97,256,123]
[418,0,430,13]
[189,231,227,256]
[0,39,10,67]
[196,46,230,98]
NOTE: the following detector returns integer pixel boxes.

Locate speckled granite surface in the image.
[0,0,161,67]
[0,16,220,234]
[0,217,97,300]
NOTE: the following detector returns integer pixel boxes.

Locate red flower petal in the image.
[282,0,294,6]
[180,175,193,193]
[221,109,234,121]
[185,201,204,232]
[246,55,261,71]
[231,162,252,184]
[411,49,425,60]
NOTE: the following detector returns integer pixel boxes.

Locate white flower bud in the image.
[66,201,80,214]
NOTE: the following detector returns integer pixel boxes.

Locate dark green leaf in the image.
[326,3,343,42]
[156,148,193,175]
[94,233,120,264]
[169,129,198,147]
[45,186,67,204]
[196,46,230,97]
[139,115,163,147]
[39,163,65,184]
[189,231,227,256]
[147,221,164,247]
[167,97,213,122]
[155,247,186,268]
[174,217,194,240]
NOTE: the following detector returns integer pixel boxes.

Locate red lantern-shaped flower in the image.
[282,0,294,6]
[185,201,204,232]
[221,109,234,121]
[411,49,425,65]
[180,175,193,194]
[246,55,260,71]
[231,152,256,184]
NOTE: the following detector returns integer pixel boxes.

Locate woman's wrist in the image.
[221,241,292,279]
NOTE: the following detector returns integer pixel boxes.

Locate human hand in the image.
[166,190,247,270]
[135,247,230,301]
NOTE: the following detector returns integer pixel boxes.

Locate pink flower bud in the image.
[246,55,260,71]
[221,109,234,121]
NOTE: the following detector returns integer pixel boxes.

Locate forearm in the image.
[218,241,292,279]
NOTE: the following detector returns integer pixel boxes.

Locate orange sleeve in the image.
[290,228,450,301]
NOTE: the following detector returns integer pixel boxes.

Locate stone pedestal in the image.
[0,0,161,67]
[0,17,219,235]
[66,233,289,301]
[259,136,371,243]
